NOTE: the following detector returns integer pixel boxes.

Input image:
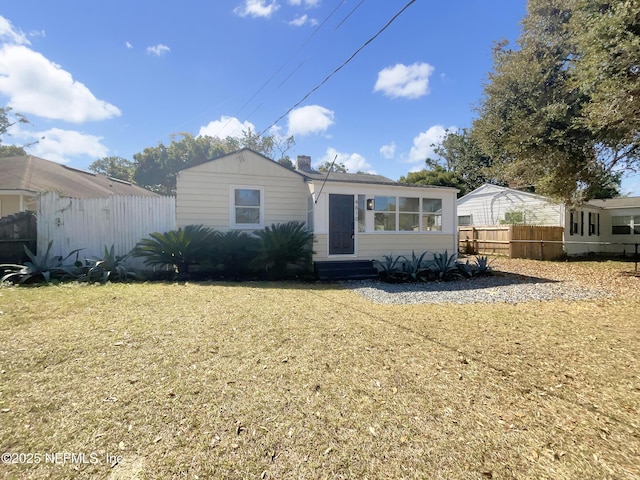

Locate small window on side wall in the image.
[458,215,471,226]
[231,186,263,229]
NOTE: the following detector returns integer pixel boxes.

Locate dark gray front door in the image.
[329,194,354,255]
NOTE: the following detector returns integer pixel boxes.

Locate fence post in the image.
[472,227,478,255]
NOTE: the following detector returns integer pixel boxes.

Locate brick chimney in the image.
[296,155,312,172]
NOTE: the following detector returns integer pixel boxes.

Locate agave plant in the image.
[428,250,461,281]
[253,221,314,279]
[374,254,407,283]
[133,225,216,275]
[81,245,137,283]
[400,250,431,282]
[0,241,82,284]
[474,255,494,275]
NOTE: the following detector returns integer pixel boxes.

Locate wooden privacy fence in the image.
[0,211,37,263]
[38,192,176,269]
[458,225,565,260]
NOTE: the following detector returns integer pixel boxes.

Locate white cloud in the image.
[146,44,170,56]
[374,62,435,99]
[289,14,308,26]
[407,125,457,163]
[234,0,280,19]
[319,147,375,174]
[12,126,109,164]
[379,142,396,159]
[0,44,121,123]
[0,16,29,45]
[29,30,46,39]
[288,0,320,6]
[125,41,133,49]
[198,116,256,139]
[287,105,334,136]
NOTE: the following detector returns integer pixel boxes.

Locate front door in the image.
[329,194,355,255]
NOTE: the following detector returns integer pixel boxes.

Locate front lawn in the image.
[0,260,638,479]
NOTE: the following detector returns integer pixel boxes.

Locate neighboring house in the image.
[0,155,157,217]
[176,149,459,266]
[457,183,640,255]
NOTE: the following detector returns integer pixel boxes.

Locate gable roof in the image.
[300,170,399,185]
[457,183,555,205]
[0,155,158,198]
[179,148,458,191]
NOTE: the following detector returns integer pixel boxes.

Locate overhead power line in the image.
[260,0,417,136]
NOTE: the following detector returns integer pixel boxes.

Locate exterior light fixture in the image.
[366,198,374,210]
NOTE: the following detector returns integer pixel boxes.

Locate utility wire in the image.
[229,0,347,124]
[260,0,417,136]
[335,0,366,30]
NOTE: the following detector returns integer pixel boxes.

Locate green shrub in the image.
[254,221,314,279]
[133,225,216,276]
[205,230,262,279]
[0,241,82,284]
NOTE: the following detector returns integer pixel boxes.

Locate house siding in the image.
[0,195,22,217]
[457,184,562,226]
[311,182,457,261]
[563,205,604,255]
[176,151,310,230]
[313,232,456,262]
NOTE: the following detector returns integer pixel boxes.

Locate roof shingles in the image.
[0,156,158,198]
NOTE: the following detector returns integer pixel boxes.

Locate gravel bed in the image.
[343,274,609,305]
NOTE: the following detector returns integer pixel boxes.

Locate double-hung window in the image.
[231,186,263,229]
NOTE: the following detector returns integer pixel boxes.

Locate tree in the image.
[1,107,31,157]
[432,129,498,193]
[277,157,295,170]
[398,165,466,195]
[88,156,135,181]
[132,131,295,195]
[472,0,625,202]
[317,161,347,173]
[0,145,27,157]
[570,0,640,168]
[0,107,30,140]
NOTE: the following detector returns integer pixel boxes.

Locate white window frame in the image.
[458,214,472,226]
[370,195,445,233]
[230,185,264,229]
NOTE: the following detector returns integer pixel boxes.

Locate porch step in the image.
[314,260,379,281]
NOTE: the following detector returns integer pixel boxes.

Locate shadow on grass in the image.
[144,270,559,293]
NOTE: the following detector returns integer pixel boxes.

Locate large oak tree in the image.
[473,0,636,201]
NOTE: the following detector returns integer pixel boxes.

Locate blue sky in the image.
[2,1,639,195]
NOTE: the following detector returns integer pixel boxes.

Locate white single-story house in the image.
[176,149,459,270]
[457,183,640,256]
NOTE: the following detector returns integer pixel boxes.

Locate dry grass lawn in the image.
[0,258,638,479]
